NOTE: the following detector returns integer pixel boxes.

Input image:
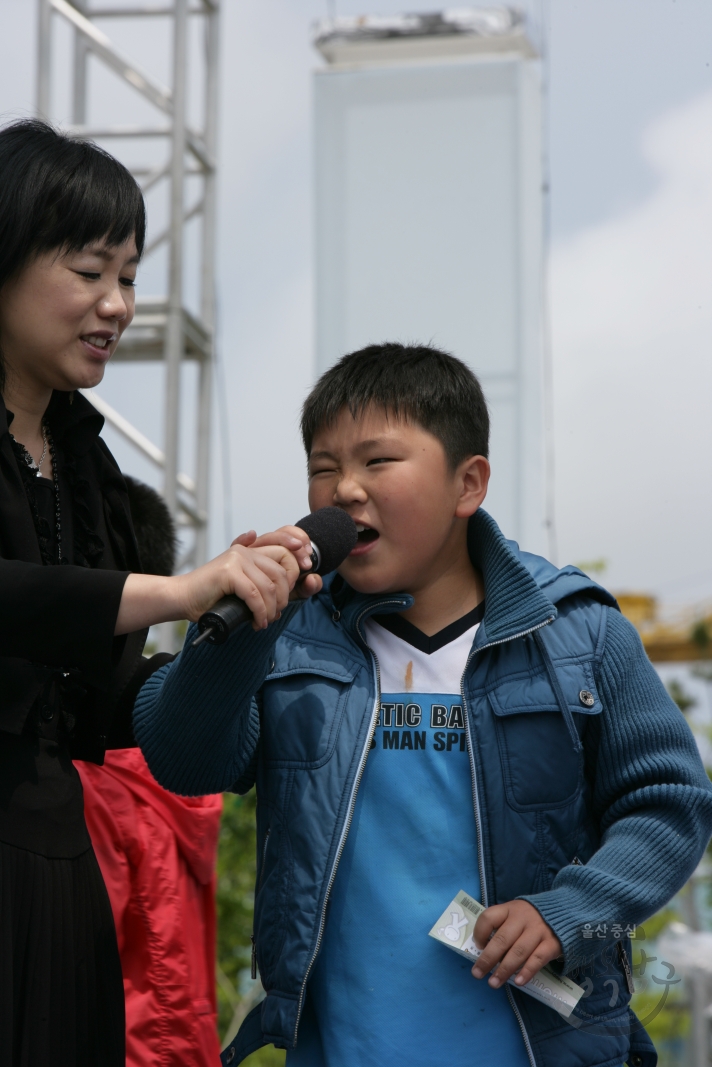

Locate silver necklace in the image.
[34,423,48,476]
[11,423,48,477]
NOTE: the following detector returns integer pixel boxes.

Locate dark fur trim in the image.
[123,477,177,577]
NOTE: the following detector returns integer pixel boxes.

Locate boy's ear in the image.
[454,455,490,519]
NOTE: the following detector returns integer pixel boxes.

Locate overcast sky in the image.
[1,0,711,608]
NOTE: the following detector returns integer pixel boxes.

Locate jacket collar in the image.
[1,390,104,455]
[327,508,557,645]
[467,509,556,644]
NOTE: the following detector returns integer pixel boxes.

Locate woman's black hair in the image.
[0,120,146,392]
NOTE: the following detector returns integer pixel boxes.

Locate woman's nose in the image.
[97,284,129,322]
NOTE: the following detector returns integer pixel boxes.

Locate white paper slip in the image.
[429,890,584,1019]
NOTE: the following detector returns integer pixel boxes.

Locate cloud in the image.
[551,91,712,603]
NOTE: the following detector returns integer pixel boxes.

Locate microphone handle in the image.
[191,542,319,648]
[192,594,251,647]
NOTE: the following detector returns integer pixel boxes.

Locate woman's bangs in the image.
[39,144,146,258]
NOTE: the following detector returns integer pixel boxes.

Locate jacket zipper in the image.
[292,599,403,1044]
[461,615,555,1067]
[461,616,556,908]
[618,942,635,996]
[251,827,271,980]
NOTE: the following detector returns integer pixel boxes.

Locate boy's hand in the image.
[471,900,562,989]
[233,526,323,599]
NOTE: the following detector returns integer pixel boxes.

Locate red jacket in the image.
[76,749,223,1067]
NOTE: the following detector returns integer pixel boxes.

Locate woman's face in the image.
[0,237,139,394]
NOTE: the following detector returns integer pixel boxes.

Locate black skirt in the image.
[0,839,125,1067]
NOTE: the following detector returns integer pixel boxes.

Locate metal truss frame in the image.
[36,0,220,568]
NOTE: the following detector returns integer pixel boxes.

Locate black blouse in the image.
[0,390,172,857]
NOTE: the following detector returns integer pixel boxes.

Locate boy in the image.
[135,344,712,1067]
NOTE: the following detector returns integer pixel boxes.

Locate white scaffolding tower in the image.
[36,0,220,570]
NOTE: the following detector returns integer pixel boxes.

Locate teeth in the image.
[355,524,366,532]
[85,335,108,348]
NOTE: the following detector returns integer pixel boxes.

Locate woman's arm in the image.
[115,537,319,634]
[0,531,319,679]
[115,527,322,631]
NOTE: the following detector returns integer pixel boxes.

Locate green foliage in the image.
[216,791,286,1063]
[634,906,680,944]
[690,620,710,651]
[632,989,689,1043]
[574,558,608,576]
[665,679,696,714]
[216,791,257,1011]
[629,902,689,1056]
[242,1049,287,1067]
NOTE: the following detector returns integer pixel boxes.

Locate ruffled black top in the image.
[0,390,169,857]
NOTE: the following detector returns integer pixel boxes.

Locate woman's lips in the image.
[80,335,114,361]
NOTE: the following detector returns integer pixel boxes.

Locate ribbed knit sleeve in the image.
[132,607,298,796]
[521,607,712,971]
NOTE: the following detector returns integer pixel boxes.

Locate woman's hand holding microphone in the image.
[115,525,323,636]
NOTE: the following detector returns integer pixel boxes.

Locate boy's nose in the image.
[333,473,367,506]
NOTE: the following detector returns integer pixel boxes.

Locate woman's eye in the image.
[310,468,335,478]
[77,271,101,280]
[366,457,394,466]
[120,277,136,288]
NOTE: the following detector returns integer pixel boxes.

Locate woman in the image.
[0,120,314,1066]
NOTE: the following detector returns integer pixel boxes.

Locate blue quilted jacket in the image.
[134,510,712,1067]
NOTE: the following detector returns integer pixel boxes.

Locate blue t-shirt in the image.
[287,607,530,1067]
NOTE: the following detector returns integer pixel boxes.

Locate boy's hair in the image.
[301,343,489,468]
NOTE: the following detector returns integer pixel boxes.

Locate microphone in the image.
[191,507,358,647]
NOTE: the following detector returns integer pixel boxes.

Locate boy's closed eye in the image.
[366,456,398,466]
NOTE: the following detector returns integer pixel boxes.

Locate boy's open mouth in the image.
[349,523,380,556]
[355,523,379,544]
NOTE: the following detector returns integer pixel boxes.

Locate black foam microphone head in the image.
[296,507,358,575]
